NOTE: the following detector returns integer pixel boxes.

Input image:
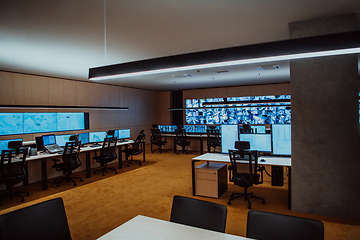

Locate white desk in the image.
[161,133,207,154]
[25,140,135,190]
[192,153,292,209]
[97,215,250,240]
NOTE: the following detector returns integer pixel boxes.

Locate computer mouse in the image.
[260,159,266,162]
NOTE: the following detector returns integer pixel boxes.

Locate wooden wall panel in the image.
[63,79,78,106]
[226,86,239,97]
[48,77,64,106]
[88,83,100,107]
[250,85,263,96]
[262,84,276,96]
[238,86,251,97]
[77,81,91,106]
[276,83,291,95]
[0,72,13,104]
[31,76,48,105]
[98,84,110,107]
[109,86,119,107]
[13,73,32,105]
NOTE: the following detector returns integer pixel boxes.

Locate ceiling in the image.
[1,0,359,91]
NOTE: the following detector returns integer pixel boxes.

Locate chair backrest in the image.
[0,197,72,240]
[228,149,260,187]
[132,134,144,152]
[170,195,227,233]
[246,210,324,240]
[206,129,221,145]
[175,129,188,144]
[100,137,118,161]
[62,141,82,170]
[0,148,28,186]
[151,128,162,143]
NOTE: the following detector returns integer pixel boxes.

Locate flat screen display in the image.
[221,125,238,153]
[158,125,177,133]
[118,129,130,139]
[194,125,206,133]
[57,113,85,131]
[78,132,90,145]
[0,139,23,153]
[272,124,291,155]
[239,134,272,152]
[55,134,73,147]
[42,134,56,146]
[89,132,106,143]
[183,125,195,133]
[24,113,57,134]
[251,125,266,134]
[0,113,24,135]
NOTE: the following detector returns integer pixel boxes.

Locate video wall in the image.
[0,112,89,136]
[185,95,291,125]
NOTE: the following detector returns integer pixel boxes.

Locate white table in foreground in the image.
[97,215,250,240]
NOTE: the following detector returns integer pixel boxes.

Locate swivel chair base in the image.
[152,147,167,154]
[54,175,83,187]
[176,146,191,155]
[227,188,265,209]
[126,156,142,167]
[0,188,30,205]
[93,166,118,176]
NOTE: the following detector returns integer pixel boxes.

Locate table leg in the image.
[41,158,48,190]
[192,159,199,196]
[288,166,291,210]
[86,151,91,178]
[142,141,145,162]
[173,137,176,153]
[24,162,29,185]
[118,145,123,169]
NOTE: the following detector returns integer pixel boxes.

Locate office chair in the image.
[170,195,227,233]
[52,141,83,187]
[106,129,115,137]
[206,127,221,152]
[240,124,253,134]
[93,137,118,176]
[0,197,72,240]
[175,128,191,154]
[123,133,145,166]
[0,149,30,205]
[151,128,167,153]
[247,210,324,240]
[228,148,265,209]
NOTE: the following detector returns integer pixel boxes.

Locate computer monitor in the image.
[78,132,90,145]
[194,125,206,133]
[118,129,130,140]
[89,131,106,143]
[106,130,116,138]
[239,133,272,152]
[158,125,177,133]
[42,134,56,146]
[272,124,291,155]
[221,125,238,153]
[251,125,266,134]
[0,139,23,153]
[55,134,74,147]
[183,125,195,133]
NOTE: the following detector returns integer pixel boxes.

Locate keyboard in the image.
[45,144,64,154]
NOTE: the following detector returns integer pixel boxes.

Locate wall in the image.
[0,70,161,185]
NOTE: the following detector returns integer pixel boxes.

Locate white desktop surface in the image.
[193,153,291,167]
[97,215,250,240]
[162,133,207,137]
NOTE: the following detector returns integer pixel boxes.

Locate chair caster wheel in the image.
[228,201,231,205]
[248,205,252,209]
[102,173,105,176]
[74,183,77,186]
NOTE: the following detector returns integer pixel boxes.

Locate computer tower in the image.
[271,166,284,186]
[35,136,44,151]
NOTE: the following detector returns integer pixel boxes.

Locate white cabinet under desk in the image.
[195,162,227,198]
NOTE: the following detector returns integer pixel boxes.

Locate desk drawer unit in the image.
[195,162,228,198]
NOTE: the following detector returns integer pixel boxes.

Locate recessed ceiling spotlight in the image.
[256,65,280,70]
[171,74,192,78]
[216,70,229,74]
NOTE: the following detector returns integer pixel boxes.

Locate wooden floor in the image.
[0,145,359,240]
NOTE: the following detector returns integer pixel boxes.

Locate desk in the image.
[161,134,206,154]
[97,215,250,240]
[192,153,292,209]
[26,140,135,191]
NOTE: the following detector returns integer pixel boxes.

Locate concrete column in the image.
[290,14,360,219]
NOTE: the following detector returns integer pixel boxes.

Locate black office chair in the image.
[93,137,118,176]
[170,195,227,233]
[240,124,253,133]
[151,128,167,153]
[246,210,324,240]
[175,128,191,154]
[123,133,145,167]
[206,128,221,152]
[0,197,72,240]
[0,148,29,205]
[228,148,265,209]
[52,141,83,187]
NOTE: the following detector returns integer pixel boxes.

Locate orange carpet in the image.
[0,145,359,239]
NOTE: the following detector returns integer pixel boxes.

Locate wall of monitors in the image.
[0,112,89,136]
[185,95,291,125]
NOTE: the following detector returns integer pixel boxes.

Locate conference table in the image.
[192,153,292,209]
[159,133,207,154]
[25,140,141,190]
[97,215,250,240]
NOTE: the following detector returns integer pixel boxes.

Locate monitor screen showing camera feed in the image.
[272,124,291,155]
[78,132,90,145]
[118,129,131,139]
[194,125,206,133]
[158,125,177,133]
[239,133,272,152]
[183,125,195,133]
[251,125,266,134]
[55,134,73,147]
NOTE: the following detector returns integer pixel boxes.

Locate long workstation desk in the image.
[97,215,250,240]
[25,140,145,191]
[192,153,292,209]
[155,133,207,154]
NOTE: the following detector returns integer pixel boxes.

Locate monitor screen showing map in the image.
[24,113,57,134]
[118,129,130,139]
[78,132,90,145]
[89,132,106,143]
[55,134,73,147]
[57,113,84,131]
[0,113,24,135]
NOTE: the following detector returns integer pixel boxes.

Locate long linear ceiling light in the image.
[89,31,360,81]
